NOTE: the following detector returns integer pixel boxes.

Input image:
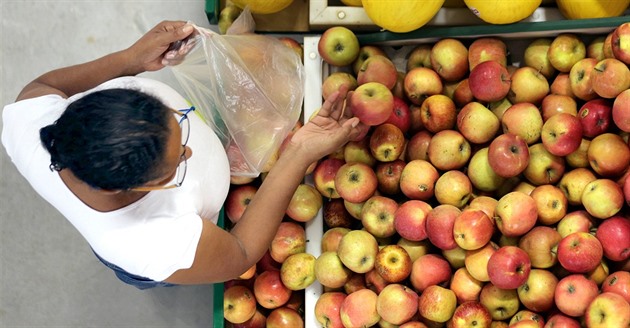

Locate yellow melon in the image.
[362,0,446,33]
[229,0,294,14]
[340,0,363,7]
[463,0,542,24]
[556,0,630,19]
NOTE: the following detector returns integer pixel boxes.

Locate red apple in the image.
[425,204,461,251]
[410,253,452,293]
[406,130,432,161]
[595,215,630,261]
[578,98,613,138]
[602,270,630,303]
[613,88,630,132]
[340,289,380,328]
[544,313,581,328]
[400,159,439,201]
[452,78,475,108]
[555,273,599,317]
[469,60,511,102]
[394,200,431,242]
[541,112,583,156]
[452,209,494,251]
[487,245,531,290]
[450,301,492,328]
[232,308,266,328]
[419,94,457,133]
[314,291,346,328]
[266,306,303,328]
[349,81,395,126]
[495,191,538,238]
[376,283,419,325]
[225,184,258,224]
[357,55,398,89]
[375,159,405,196]
[450,267,484,304]
[591,57,630,99]
[518,226,562,269]
[253,270,292,310]
[384,96,412,134]
[321,226,351,253]
[313,157,344,199]
[557,231,604,273]
[550,73,574,97]
[370,123,405,162]
[323,199,353,229]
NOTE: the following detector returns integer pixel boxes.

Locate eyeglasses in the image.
[132,106,195,191]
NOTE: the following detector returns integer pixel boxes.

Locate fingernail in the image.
[351,119,359,128]
[183,24,193,33]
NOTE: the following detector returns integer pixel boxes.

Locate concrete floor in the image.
[0,1,223,326]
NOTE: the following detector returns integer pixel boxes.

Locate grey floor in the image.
[1,1,224,327]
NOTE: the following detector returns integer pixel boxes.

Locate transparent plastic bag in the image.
[168,8,305,177]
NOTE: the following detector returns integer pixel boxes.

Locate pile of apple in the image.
[221,22,630,328]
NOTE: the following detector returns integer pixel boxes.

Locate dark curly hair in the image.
[40,88,173,190]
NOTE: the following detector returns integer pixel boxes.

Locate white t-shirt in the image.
[1,77,231,281]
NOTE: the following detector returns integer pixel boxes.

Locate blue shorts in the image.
[92,250,177,290]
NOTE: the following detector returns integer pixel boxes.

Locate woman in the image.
[2,21,361,289]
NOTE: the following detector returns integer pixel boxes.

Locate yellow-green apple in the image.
[489,97,513,121]
[344,137,376,167]
[442,245,467,270]
[450,267,484,304]
[469,60,511,103]
[508,66,550,105]
[313,157,344,199]
[323,198,353,229]
[375,159,405,196]
[224,285,258,324]
[353,45,388,75]
[266,306,303,327]
[512,181,536,195]
[418,285,457,323]
[558,167,597,206]
[321,226,351,252]
[217,4,242,34]
[343,199,365,220]
[430,38,469,82]
[334,161,378,203]
[523,143,566,186]
[565,138,590,168]
[584,292,630,328]
[394,200,430,242]
[314,251,353,289]
[232,308,266,328]
[588,132,630,177]
[453,209,494,251]
[523,38,556,79]
[404,67,443,105]
[548,33,586,73]
[452,79,475,108]
[406,43,433,72]
[375,245,413,283]
[314,291,346,328]
[586,260,610,286]
[337,229,379,274]
[612,22,630,64]
[285,183,322,223]
[517,269,558,313]
[544,314,581,328]
[360,195,398,239]
[468,37,508,70]
[592,57,630,99]
[557,210,596,238]
[322,72,358,101]
[434,170,473,208]
[340,288,380,328]
[410,253,452,293]
[397,238,432,263]
[495,191,538,237]
[450,301,492,328]
[595,215,630,261]
[550,73,574,97]
[269,221,306,263]
[509,310,545,328]
[502,102,544,145]
[377,283,419,325]
[487,245,531,289]
[225,184,258,224]
[568,57,598,101]
[400,159,439,201]
[427,130,472,171]
[540,94,578,122]
[370,123,405,162]
[343,272,367,294]
[358,55,398,89]
[587,35,607,60]
[530,184,568,225]
[467,147,507,192]
[406,130,432,161]
[419,94,457,133]
[518,225,562,269]
[479,283,520,321]
[465,241,499,282]
[425,204,461,251]
[579,98,614,138]
[253,270,292,309]
[280,252,316,290]
[349,81,395,126]
[541,112,584,157]
[557,232,604,273]
[554,273,599,317]
[487,133,530,178]
[318,26,360,67]
[467,195,498,220]
[385,96,412,134]
[457,101,501,144]
[613,88,630,132]
[602,270,630,303]
[581,178,624,219]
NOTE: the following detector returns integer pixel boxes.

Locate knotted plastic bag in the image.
[168,8,305,177]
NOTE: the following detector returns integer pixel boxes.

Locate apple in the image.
[541,112,583,157]
[550,73,574,98]
[406,43,433,72]
[548,33,586,73]
[612,22,630,63]
[419,94,457,133]
[385,96,412,134]
[404,67,443,105]
[217,4,242,35]
[501,102,544,145]
[232,308,266,328]
[540,94,578,121]
[467,147,507,192]
[578,98,613,138]
[377,283,419,325]
[314,291,346,328]
[434,170,473,209]
[469,37,508,70]
[430,38,469,82]
[596,215,630,261]
[581,178,625,219]
[465,241,499,282]
[318,26,360,67]
[450,301,492,328]
[441,245,467,270]
[344,272,367,294]
[468,60,511,102]
[554,273,599,317]
[523,143,566,186]
[374,245,413,284]
[344,137,376,167]
[370,123,405,162]
[452,209,494,251]
[323,198,353,229]
[425,204,461,251]
[340,289,380,328]
[334,161,378,203]
[457,101,501,144]
[558,167,597,207]
[565,138,590,168]
[517,269,558,313]
[602,270,630,303]
[452,78,475,108]
[353,45,388,75]
[225,184,258,224]
[257,250,281,274]
[592,58,630,99]
[518,226,562,269]
[588,133,630,178]
[449,267,484,304]
[530,184,568,226]
[394,200,431,242]
[568,57,598,101]
[269,221,306,263]
[361,195,398,239]
[406,130,432,161]
[418,285,457,323]
[253,270,292,309]
[410,253,452,293]
[587,35,607,60]
[557,231,604,273]
[322,72,358,101]
[238,264,256,280]
[584,292,630,328]
[557,210,596,239]
[314,251,353,289]
[321,226,351,253]
[278,36,303,62]
[266,306,303,328]
[487,133,530,178]
[495,191,538,237]
[313,157,344,199]
[349,81,395,126]
[544,313,581,328]
[375,159,405,196]
[280,252,316,290]
[509,311,545,328]
[479,282,520,321]
[508,66,550,105]
[613,88,630,132]
[487,245,531,290]
[357,54,398,89]
[285,183,322,223]
[223,285,257,324]
[523,38,556,79]
[399,159,439,201]
[397,238,432,263]
[337,229,379,274]
[427,130,472,171]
